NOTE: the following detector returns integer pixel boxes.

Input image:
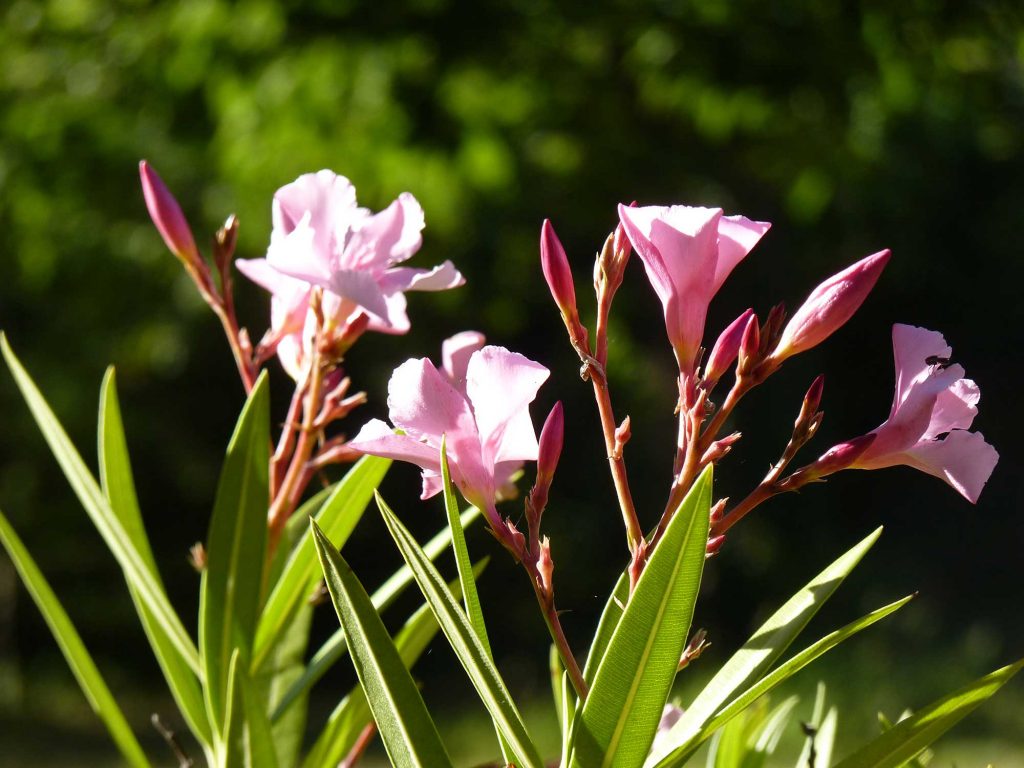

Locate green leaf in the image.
[0,509,151,768]
[439,440,513,764]
[569,465,712,768]
[97,369,213,748]
[270,507,481,722]
[262,602,314,768]
[1,335,200,674]
[669,594,914,765]
[311,519,454,768]
[266,485,335,591]
[377,492,543,768]
[200,372,271,734]
[253,455,391,672]
[833,659,1024,768]
[583,569,629,684]
[223,649,280,768]
[649,527,883,768]
[302,560,487,768]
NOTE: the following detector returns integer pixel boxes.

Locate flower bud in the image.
[541,219,580,327]
[704,308,754,388]
[139,160,200,268]
[529,402,564,517]
[538,536,555,595]
[736,313,761,376]
[792,375,825,442]
[772,250,891,363]
[705,535,726,558]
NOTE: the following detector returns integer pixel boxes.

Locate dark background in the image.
[1,0,1022,763]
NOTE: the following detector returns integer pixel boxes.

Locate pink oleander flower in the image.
[348,333,549,525]
[617,203,770,374]
[237,170,464,378]
[770,250,891,363]
[847,324,998,503]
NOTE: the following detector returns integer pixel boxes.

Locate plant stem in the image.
[267,345,326,553]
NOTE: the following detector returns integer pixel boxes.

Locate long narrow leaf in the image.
[657,594,914,766]
[833,659,1024,768]
[378,493,543,768]
[98,369,212,747]
[583,569,629,684]
[649,527,883,767]
[223,649,280,768]
[253,455,391,671]
[1,336,200,674]
[439,441,512,763]
[0,509,150,768]
[302,560,487,768]
[570,466,712,768]
[200,372,270,733]
[311,519,454,768]
[271,507,481,722]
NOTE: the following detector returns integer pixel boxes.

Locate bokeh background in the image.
[1,0,1022,764]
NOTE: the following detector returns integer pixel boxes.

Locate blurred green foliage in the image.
[2,0,1023,761]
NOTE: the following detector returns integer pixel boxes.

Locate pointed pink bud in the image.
[529,402,564,519]
[736,313,760,375]
[704,308,755,387]
[536,401,564,479]
[541,219,579,323]
[700,432,742,464]
[772,250,891,362]
[139,160,200,267]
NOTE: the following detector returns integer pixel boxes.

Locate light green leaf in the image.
[378,492,543,768]
[833,659,1024,768]
[0,509,150,768]
[97,369,213,748]
[649,527,883,768]
[671,594,913,765]
[1,335,200,674]
[745,696,799,768]
[270,507,480,723]
[200,372,271,733]
[302,560,486,768]
[253,455,391,672]
[439,440,512,764]
[311,519,454,768]
[223,649,280,768]
[265,485,335,592]
[570,466,712,768]
[583,569,629,685]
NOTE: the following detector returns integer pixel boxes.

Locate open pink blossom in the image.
[847,324,998,503]
[237,171,464,377]
[348,334,549,524]
[617,203,770,374]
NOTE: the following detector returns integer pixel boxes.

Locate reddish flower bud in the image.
[705,534,726,558]
[737,313,761,376]
[704,308,755,388]
[772,250,891,363]
[139,160,200,267]
[540,219,580,325]
[792,375,825,441]
[529,402,564,518]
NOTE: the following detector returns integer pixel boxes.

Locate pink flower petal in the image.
[712,215,771,294]
[348,419,442,474]
[901,430,999,504]
[466,346,548,466]
[442,331,486,390]
[379,261,466,293]
[387,358,478,444]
